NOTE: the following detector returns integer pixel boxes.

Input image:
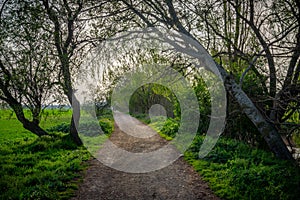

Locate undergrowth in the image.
[135,114,300,200]
[185,136,300,200]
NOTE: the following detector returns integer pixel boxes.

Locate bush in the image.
[78,121,103,137]
[132,113,151,124]
[99,118,114,136]
[159,118,179,138]
[46,122,70,133]
[47,119,114,137]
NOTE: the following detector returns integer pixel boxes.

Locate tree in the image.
[0,0,58,136]
[193,0,300,144]
[0,0,123,143]
[129,83,177,118]
[40,0,85,145]
[117,0,295,160]
[41,0,131,145]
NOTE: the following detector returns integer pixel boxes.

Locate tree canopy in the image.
[0,0,299,161]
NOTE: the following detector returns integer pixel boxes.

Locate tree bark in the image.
[22,120,48,137]
[0,73,48,137]
[69,92,83,146]
[219,65,294,160]
[6,97,48,137]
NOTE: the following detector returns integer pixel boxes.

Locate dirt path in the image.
[72,112,220,200]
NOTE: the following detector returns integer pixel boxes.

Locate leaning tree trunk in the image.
[10,100,48,137]
[218,65,294,161]
[22,120,49,137]
[171,15,294,160]
[0,81,48,137]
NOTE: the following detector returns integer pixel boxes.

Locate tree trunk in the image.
[68,92,83,146]
[22,120,48,137]
[42,0,83,146]
[168,8,294,160]
[70,115,83,146]
[219,65,294,160]
[0,83,49,137]
[11,102,48,137]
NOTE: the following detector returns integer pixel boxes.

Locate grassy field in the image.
[1,109,300,200]
[0,109,91,200]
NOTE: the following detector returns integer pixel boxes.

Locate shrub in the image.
[78,121,103,137]
[99,118,114,136]
[159,118,179,138]
[47,119,114,137]
[46,122,70,133]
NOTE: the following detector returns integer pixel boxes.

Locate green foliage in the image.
[129,83,179,119]
[95,107,115,136]
[46,118,114,137]
[293,134,300,148]
[78,121,102,137]
[153,118,179,139]
[96,107,113,120]
[133,113,151,124]
[140,111,300,199]
[99,118,114,136]
[134,114,179,141]
[0,109,16,120]
[285,107,300,147]
[0,110,90,200]
[46,122,70,133]
[185,136,300,200]
[193,76,211,134]
[41,109,72,122]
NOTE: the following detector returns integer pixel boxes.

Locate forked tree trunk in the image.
[10,101,48,137]
[42,0,83,146]
[22,120,49,137]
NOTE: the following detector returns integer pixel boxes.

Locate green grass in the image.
[46,114,114,155]
[184,136,300,200]
[83,115,114,154]
[3,108,298,199]
[80,117,114,154]
[40,109,73,129]
[140,115,300,200]
[131,114,178,141]
[0,109,91,200]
